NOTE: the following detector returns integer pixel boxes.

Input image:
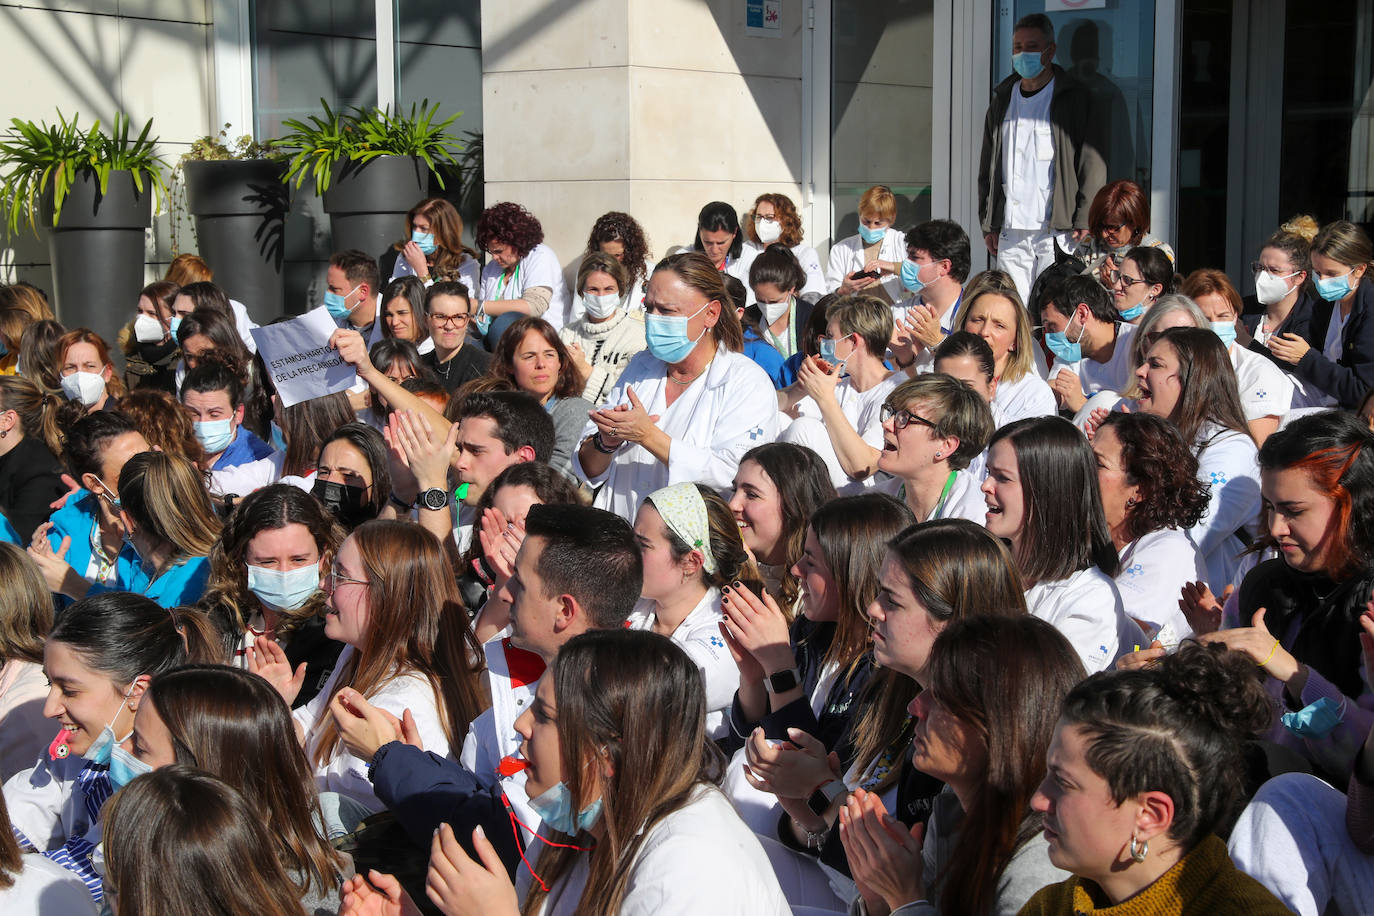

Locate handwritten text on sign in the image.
[249,306,358,408]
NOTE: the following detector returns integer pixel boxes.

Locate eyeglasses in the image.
[430,312,471,328]
[1107,271,1149,288]
[1250,261,1298,278]
[325,564,370,591]
[880,405,937,432]
[1102,223,1127,233]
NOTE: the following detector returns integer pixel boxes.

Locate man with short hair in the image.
[179,360,272,471]
[420,280,491,392]
[325,250,383,345]
[890,219,972,374]
[978,13,1105,303]
[1041,274,1136,413]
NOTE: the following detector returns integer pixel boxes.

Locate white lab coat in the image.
[628,590,739,740]
[1115,527,1207,643]
[877,469,988,524]
[574,347,782,521]
[1230,343,1294,425]
[1187,423,1262,593]
[737,241,827,303]
[518,785,791,916]
[295,646,452,814]
[781,373,901,493]
[992,370,1058,427]
[478,243,572,330]
[825,228,908,303]
[3,754,104,878]
[0,854,97,914]
[1025,566,1140,673]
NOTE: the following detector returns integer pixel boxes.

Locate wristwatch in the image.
[417,487,449,511]
[806,778,847,817]
[763,666,802,694]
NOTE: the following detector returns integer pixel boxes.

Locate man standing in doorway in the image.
[978,13,1105,304]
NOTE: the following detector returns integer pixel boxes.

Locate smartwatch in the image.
[806,778,846,817]
[763,667,802,694]
[417,487,450,511]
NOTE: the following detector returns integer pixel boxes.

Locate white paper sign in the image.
[250,307,358,408]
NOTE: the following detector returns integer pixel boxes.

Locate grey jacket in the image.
[977,65,1107,236]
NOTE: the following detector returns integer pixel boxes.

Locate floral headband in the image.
[646,483,716,574]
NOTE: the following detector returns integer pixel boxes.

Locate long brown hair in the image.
[736,443,837,608]
[652,252,745,352]
[119,450,222,560]
[0,374,65,456]
[281,390,356,478]
[522,630,722,916]
[0,542,51,666]
[1153,327,1252,446]
[147,665,346,897]
[490,316,584,400]
[310,521,487,767]
[103,766,307,916]
[0,786,20,889]
[200,484,344,642]
[924,616,1084,916]
[394,197,480,276]
[849,520,1027,794]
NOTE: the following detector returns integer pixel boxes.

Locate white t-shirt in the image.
[1001,78,1056,230]
[784,372,902,492]
[1025,566,1139,673]
[627,590,738,741]
[478,243,572,330]
[1230,343,1294,423]
[1049,321,1138,398]
[1115,527,1207,643]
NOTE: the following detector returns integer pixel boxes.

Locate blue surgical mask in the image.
[900,259,931,294]
[84,683,137,766]
[194,417,235,454]
[1315,271,1354,303]
[1119,303,1145,321]
[527,780,604,835]
[411,230,436,255]
[1012,51,1046,80]
[858,224,885,245]
[1211,320,1237,349]
[473,306,492,337]
[269,420,287,453]
[108,742,152,790]
[818,335,850,370]
[644,301,711,364]
[247,563,322,611]
[1281,696,1346,739]
[1045,320,1086,363]
[325,284,362,321]
[168,315,183,337]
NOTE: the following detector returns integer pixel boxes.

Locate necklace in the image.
[667,358,711,386]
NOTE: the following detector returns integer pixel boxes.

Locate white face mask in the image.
[60,371,107,407]
[1254,269,1299,306]
[133,314,166,343]
[582,291,622,320]
[758,297,791,325]
[755,217,783,245]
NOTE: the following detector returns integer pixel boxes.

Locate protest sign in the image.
[250,307,358,407]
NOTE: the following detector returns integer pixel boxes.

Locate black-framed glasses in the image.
[1102,223,1126,233]
[325,564,370,591]
[1250,261,1297,278]
[880,405,937,432]
[430,312,472,328]
[1107,270,1149,288]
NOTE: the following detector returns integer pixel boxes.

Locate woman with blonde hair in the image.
[388,196,481,292]
[0,544,53,781]
[827,185,908,303]
[954,270,1057,424]
[0,282,53,323]
[575,251,780,519]
[0,308,32,376]
[251,519,487,822]
[0,376,66,542]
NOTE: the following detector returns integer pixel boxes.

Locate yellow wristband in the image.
[1259,638,1281,668]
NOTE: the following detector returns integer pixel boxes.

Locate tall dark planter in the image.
[183,159,290,322]
[322,155,427,261]
[43,171,151,349]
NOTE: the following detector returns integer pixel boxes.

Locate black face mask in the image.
[312,479,376,529]
[137,337,179,364]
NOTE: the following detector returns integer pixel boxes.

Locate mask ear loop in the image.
[501,793,592,893]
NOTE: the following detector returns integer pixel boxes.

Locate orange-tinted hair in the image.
[746,193,804,247]
[1180,268,1244,319]
[858,185,897,223]
[56,328,126,398]
[1088,179,1152,240]
[165,253,213,286]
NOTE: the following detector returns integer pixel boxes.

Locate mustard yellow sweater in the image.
[1017,836,1290,916]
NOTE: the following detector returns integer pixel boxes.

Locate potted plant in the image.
[275,99,464,259]
[178,127,289,321]
[0,111,168,345]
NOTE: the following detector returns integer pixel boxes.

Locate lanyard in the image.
[495,262,521,300]
[762,300,796,356]
[897,470,958,521]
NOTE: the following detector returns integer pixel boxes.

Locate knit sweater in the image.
[559,309,647,406]
[1016,836,1290,915]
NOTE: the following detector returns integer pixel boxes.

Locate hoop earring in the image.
[1129,832,1148,863]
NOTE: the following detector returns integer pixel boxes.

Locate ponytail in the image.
[49,593,224,684]
[0,375,66,457]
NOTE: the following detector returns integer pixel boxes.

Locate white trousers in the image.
[996,228,1074,305]
[1228,772,1374,916]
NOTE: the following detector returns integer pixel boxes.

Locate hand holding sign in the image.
[249,307,359,407]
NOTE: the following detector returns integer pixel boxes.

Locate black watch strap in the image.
[418,486,449,511]
[764,666,802,694]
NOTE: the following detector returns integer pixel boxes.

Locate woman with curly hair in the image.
[387,197,481,293]
[489,316,593,473]
[117,388,206,468]
[740,193,826,301]
[585,210,654,307]
[1093,412,1210,643]
[474,201,571,344]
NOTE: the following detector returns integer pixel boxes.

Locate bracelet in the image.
[591,431,619,454]
[1259,638,1281,667]
[793,817,828,850]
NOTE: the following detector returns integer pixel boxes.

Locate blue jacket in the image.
[367,741,523,878]
[0,512,19,545]
[89,553,211,608]
[48,491,110,581]
[212,427,274,471]
[742,329,789,389]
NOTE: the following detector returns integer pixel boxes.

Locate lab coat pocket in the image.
[1035,126,1054,161]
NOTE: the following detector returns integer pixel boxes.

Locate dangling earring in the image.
[1129,831,1148,863]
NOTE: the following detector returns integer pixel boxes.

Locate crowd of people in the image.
[2,14,1374,915]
